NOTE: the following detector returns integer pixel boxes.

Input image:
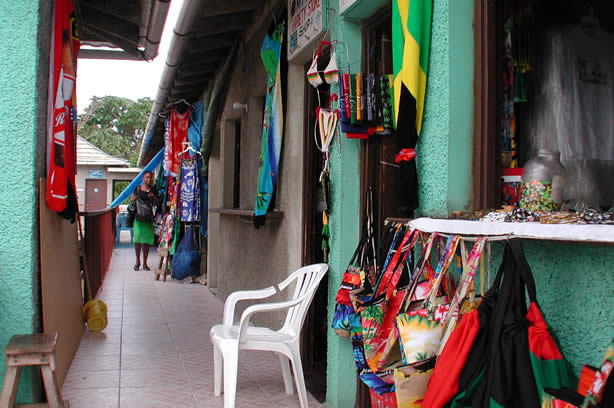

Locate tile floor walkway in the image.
[62,245,324,408]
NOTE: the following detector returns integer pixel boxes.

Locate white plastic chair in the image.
[210,263,328,408]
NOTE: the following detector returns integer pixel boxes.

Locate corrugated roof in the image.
[77,136,130,167]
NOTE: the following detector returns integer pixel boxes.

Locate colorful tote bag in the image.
[396,235,461,365]
[332,188,378,335]
[394,358,437,408]
[361,228,419,372]
[425,240,575,407]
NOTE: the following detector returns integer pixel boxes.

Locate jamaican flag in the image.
[392,0,432,135]
[390,0,432,216]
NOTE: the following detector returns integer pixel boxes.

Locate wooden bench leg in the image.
[0,366,22,407]
[40,366,62,408]
[163,256,170,282]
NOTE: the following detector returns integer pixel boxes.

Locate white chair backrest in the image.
[279,263,328,336]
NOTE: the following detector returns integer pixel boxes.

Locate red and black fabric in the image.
[422,248,504,408]
[428,240,575,407]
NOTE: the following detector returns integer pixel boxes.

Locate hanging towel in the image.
[366,73,375,122]
[339,74,368,135]
[187,99,204,154]
[381,74,395,130]
[356,73,363,122]
[254,24,284,226]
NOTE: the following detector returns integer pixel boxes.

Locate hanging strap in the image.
[385,229,419,301]
[422,235,462,311]
[436,237,487,353]
[374,228,414,299]
[400,232,439,311]
[508,239,538,304]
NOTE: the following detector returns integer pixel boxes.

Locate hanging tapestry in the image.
[46,0,80,220]
[180,159,200,222]
[254,23,284,227]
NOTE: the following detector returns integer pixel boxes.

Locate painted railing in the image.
[80,208,117,298]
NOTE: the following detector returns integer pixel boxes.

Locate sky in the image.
[76,0,184,113]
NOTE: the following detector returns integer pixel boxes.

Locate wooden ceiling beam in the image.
[185,32,238,54]
[190,13,252,37]
[78,1,141,25]
[197,0,264,18]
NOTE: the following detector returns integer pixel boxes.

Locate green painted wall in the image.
[417,0,474,217]
[326,6,363,407]
[0,0,48,402]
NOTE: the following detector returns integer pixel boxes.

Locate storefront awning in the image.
[137,0,270,166]
[75,0,171,61]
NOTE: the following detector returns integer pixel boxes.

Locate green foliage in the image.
[113,180,131,205]
[78,96,153,166]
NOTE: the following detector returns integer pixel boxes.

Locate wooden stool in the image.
[0,334,69,408]
[155,247,171,282]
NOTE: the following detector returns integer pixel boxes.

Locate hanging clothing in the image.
[187,100,204,154]
[46,0,80,219]
[163,118,170,176]
[159,178,177,249]
[168,108,190,176]
[254,23,284,226]
[180,159,201,222]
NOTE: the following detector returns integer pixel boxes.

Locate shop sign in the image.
[288,0,324,60]
[339,0,358,14]
[88,169,104,179]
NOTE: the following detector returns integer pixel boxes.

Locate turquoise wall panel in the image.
[0,0,45,402]
[325,9,363,407]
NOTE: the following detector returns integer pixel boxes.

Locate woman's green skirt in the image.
[133,220,154,245]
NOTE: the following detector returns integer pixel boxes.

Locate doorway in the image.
[85,179,107,211]
[300,51,332,404]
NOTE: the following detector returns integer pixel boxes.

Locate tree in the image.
[78,96,153,166]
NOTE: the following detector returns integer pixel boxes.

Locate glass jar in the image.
[518,150,566,212]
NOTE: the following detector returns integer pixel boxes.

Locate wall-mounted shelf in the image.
[404,217,614,244]
[208,208,284,222]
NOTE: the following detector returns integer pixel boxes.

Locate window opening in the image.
[233,120,241,209]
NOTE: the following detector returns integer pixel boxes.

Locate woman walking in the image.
[131,171,159,271]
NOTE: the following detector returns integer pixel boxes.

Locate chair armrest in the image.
[223,287,278,326]
[237,293,310,343]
